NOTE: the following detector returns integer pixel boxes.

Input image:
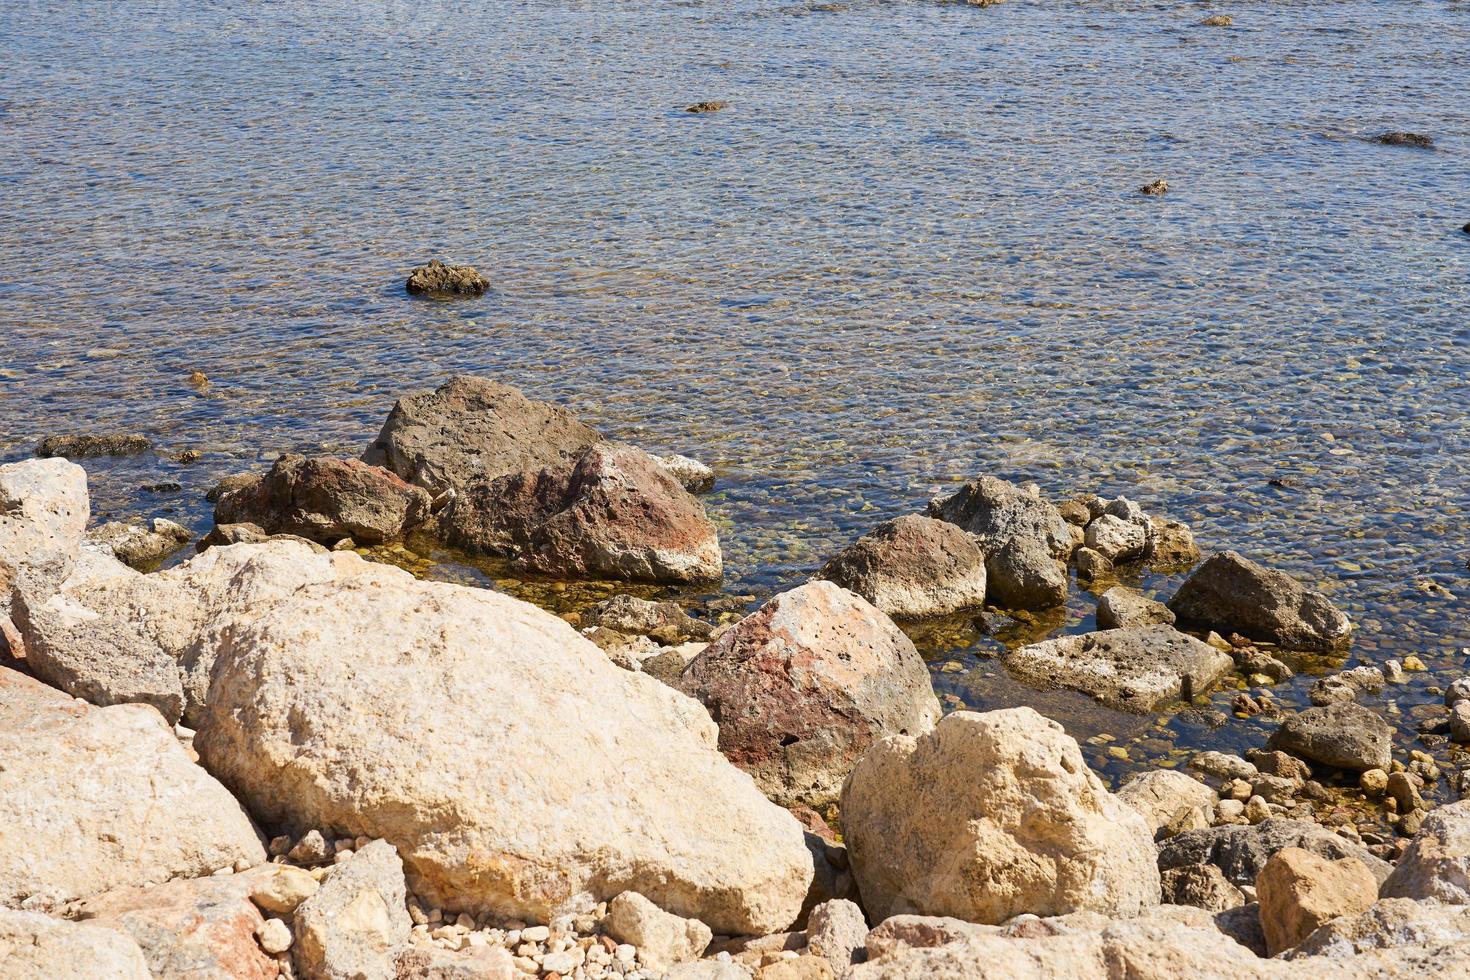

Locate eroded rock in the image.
[818,515,987,619]
[1168,551,1351,652]
[214,454,431,545]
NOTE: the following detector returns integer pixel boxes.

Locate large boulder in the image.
[439,442,722,584]
[818,515,987,619]
[362,376,601,494]
[1002,625,1234,713]
[214,454,431,545]
[1255,848,1378,956]
[0,908,151,980]
[1267,702,1392,772]
[679,581,939,807]
[194,572,813,934]
[1157,819,1391,888]
[0,668,265,910]
[840,708,1159,924]
[294,841,411,980]
[984,535,1067,611]
[0,458,88,620]
[1380,800,1470,903]
[1167,551,1352,652]
[927,477,1071,558]
[14,540,354,724]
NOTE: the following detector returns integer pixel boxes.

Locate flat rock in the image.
[0,907,151,979]
[194,572,813,934]
[363,376,600,495]
[1168,551,1352,652]
[1096,586,1176,629]
[679,581,939,806]
[1003,625,1234,712]
[819,514,988,618]
[841,707,1159,924]
[0,668,265,910]
[214,454,431,545]
[1268,702,1392,772]
[35,433,151,458]
[927,476,1071,557]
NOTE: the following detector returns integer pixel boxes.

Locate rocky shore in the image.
[5,377,1470,979]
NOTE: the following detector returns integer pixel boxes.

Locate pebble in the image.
[523,925,551,942]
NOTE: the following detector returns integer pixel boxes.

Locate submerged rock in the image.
[1168,551,1352,651]
[1003,625,1234,712]
[928,476,1071,557]
[404,259,488,297]
[88,518,192,568]
[1268,702,1392,772]
[679,581,939,807]
[1373,131,1434,148]
[214,454,431,546]
[1201,14,1233,26]
[685,101,728,113]
[841,707,1159,924]
[35,433,151,458]
[818,514,987,618]
[363,376,601,495]
[440,441,723,584]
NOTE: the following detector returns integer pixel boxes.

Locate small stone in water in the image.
[1139,178,1169,196]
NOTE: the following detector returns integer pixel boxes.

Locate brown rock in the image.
[1168,551,1352,652]
[1255,847,1378,955]
[818,515,987,619]
[404,260,488,297]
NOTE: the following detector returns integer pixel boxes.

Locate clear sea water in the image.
[2,0,1468,792]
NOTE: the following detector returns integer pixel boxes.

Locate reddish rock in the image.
[1255,847,1378,955]
[215,454,431,546]
[818,515,987,619]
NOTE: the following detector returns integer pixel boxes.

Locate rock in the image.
[863,914,998,960]
[1360,769,1389,796]
[840,707,1159,924]
[288,830,333,867]
[76,872,279,980]
[0,907,151,979]
[194,573,813,934]
[685,101,728,113]
[1268,702,1392,772]
[759,957,833,979]
[1117,771,1218,836]
[604,892,712,972]
[0,668,265,910]
[654,453,716,492]
[35,433,151,458]
[1074,547,1113,582]
[257,917,292,954]
[928,476,1071,557]
[806,899,867,970]
[818,515,987,619]
[1380,800,1470,903]
[1288,897,1470,957]
[1255,847,1378,955]
[87,518,193,569]
[363,376,601,495]
[1139,178,1169,195]
[1157,819,1391,888]
[1003,625,1234,713]
[1374,131,1434,148]
[440,441,722,584]
[1201,14,1233,26]
[214,455,432,545]
[404,260,488,297]
[582,594,713,644]
[1387,771,1425,814]
[1096,587,1175,629]
[1167,551,1352,652]
[1190,751,1258,783]
[0,458,88,621]
[249,865,320,915]
[197,521,329,553]
[679,581,939,806]
[1310,666,1386,706]
[1084,515,1147,563]
[1147,517,1200,569]
[294,841,411,980]
[1453,702,1470,744]
[395,945,516,978]
[1160,865,1244,912]
[984,535,1067,610]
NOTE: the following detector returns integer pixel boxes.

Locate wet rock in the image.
[1003,625,1234,712]
[1380,800,1470,903]
[1373,131,1434,148]
[583,594,713,645]
[440,441,723,584]
[363,376,602,495]
[1234,646,1293,683]
[1146,517,1200,568]
[841,707,1159,924]
[1168,551,1352,651]
[818,515,987,619]
[0,458,89,624]
[679,581,939,807]
[88,518,193,568]
[1255,847,1377,955]
[1287,897,1470,957]
[1310,665,1386,706]
[1096,586,1175,629]
[0,668,265,910]
[805,899,867,971]
[35,433,151,458]
[1189,751,1258,783]
[404,259,488,297]
[604,891,712,973]
[214,454,431,546]
[0,908,151,979]
[1157,819,1391,888]
[653,453,716,492]
[294,841,411,980]
[1160,864,1244,912]
[1084,515,1147,563]
[1074,546,1113,582]
[76,871,279,980]
[1201,14,1233,26]
[1117,770,1218,836]
[984,534,1067,610]
[194,571,813,934]
[928,476,1072,557]
[1139,178,1169,195]
[686,101,728,113]
[1268,702,1392,772]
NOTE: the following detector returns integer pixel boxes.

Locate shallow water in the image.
[2,0,1469,792]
